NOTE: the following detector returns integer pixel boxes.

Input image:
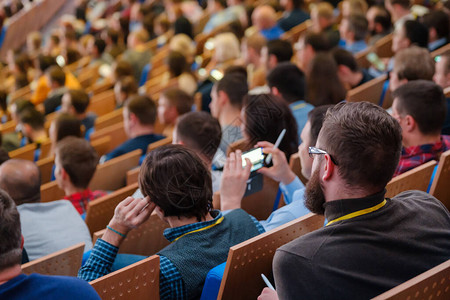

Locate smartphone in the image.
[367,52,386,71]
[242,147,265,172]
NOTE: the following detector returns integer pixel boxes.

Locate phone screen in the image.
[242,148,265,172]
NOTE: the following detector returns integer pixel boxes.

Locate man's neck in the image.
[403,133,442,149]
[219,107,241,128]
[166,212,214,228]
[129,126,155,139]
[64,184,88,198]
[348,71,364,88]
[0,265,22,285]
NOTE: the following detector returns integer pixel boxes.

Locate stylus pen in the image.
[265,128,286,165]
[261,273,275,290]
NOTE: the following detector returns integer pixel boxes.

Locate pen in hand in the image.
[261,273,275,290]
[265,129,286,165]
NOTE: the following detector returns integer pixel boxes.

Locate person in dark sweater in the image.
[278,0,309,32]
[258,102,450,300]
[79,145,264,299]
[43,66,67,115]
[101,95,165,162]
[332,48,374,90]
[61,89,97,133]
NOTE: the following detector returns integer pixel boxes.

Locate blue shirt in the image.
[78,210,264,299]
[260,25,285,41]
[344,40,368,54]
[289,100,314,144]
[278,9,309,32]
[103,133,165,162]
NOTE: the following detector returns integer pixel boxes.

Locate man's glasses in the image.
[308,147,339,165]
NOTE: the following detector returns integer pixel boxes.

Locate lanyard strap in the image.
[172,216,224,243]
[326,199,387,226]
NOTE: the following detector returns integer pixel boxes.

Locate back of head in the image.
[252,5,277,29]
[267,62,306,103]
[134,28,150,44]
[373,8,392,32]
[303,32,332,52]
[332,48,358,72]
[47,65,66,87]
[53,113,82,142]
[38,54,57,73]
[319,102,402,191]
[19,108,45,130]
[243,94,299,160]
[65,47,81,65]
[0,159,41,206]
[67,89,90,114]
[422,10,450,41]
[245,32,267,54]
[308,104,334,147]
[139,144,212,222]
[125,95,157,125]
[94,38,107,55]
[169,34,195,59]
[347,14,368,41]
[213,32,241,63]
[267,39,293,63]
[113,60,134,81]
[0,189,22,271]
[119,76,138,96]
[167,50,189,77]
[394,46,435,82]
[55,137,98,189]
[216,72,248,109]
[161,88,194,116]
[403,20,429,49]
[388,0,411,9]
[314,2,334,20]
[175,111,222,162]
[393,80,446,135]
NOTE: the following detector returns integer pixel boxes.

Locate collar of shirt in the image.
[289,100,308,111]
[64,188,95,202]
[428,37,447,52]
[163,210,222,242]
[401,138,446,158]
[324,189,386,224]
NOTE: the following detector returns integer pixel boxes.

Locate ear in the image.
[218,90,229,106]
[60,167,69,181]
[271,86,280,96]
[268,54,277,68]
[404,115,416,132]
[21,235,24,250]
[322,154,335,181]
[338,65,349,76]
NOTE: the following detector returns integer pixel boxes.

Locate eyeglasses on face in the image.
[308,146,339,165]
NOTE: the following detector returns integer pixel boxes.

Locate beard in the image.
[304,169,326,215]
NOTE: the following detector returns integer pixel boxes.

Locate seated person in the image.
[392,80,450,176]
[295,32,332,72]
[61,89,98,133]
[433,53,450,135]
[422,10,449,52]
[113,76,138,109]
[122,29,152,81]
[157,88,194,137]
[2,100,34,152]
[261,39,294,74]
[251,5,285,41]
[79,145,264,299]
[310,2,340,47]
[49,113,82,157]
[0,189,99,299]
[101,95,165,162]
[55,137,107,215]
[339,14,369,54]
[278,0,309,32]
[43,66,67,115]
[0,159,93,261]
[18,108,49,156]
[366,5,392,45]
[332,48,374,89]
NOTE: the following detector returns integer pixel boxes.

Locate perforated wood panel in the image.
[37,155,55,184]
[430,150,450,210]
[95,108,124,131]
[86,183,139,235]
[90,255,160,300]
[386,160,436,198]
[218,213,325,300]
[22,243,84,276]
[372,260,450,300]
[40,180,65,203]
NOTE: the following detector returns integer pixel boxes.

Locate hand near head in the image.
[103,196,156,247]
[256,141,296,185]
[220,150,252,211]
[258,287,279,300]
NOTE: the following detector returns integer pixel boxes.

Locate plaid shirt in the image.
[64,189,107,215]
[394,135,450,177]
[78,210,264,299]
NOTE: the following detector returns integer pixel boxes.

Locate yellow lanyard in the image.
[326,200,387,226]
[172,216,224,243]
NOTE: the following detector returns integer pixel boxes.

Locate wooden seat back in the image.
[288,153,308,185]
[0,120,17,135]
[431,43,450,58]
[91,135,112,157]
[36,155,55,184]
[21,243,84,277]
[386,160,437,198]
[281,20,312,43]
[90,255,160,300]
[88,89,116,117]
[147,136,173,152]
[9,143,37,161]
[90,122,127,152]
[346,74,392,108]
[38,139,52,160]
[429,150,450,210]
[94,108,123,131]
[40,180,64,203]
[372,259,450,300]
[85,183,139,235]
[217,214,325,300]
[126,167,140,186]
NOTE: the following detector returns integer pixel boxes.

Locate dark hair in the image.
[347,14,368,41]
[176,111,222,162]
[66,47,81,65]
[389,0,411,9]
[216,73,248,109]
[332,48,358,72]
[422,11,449,41]
[304,32,332,52]
[291,0,304,9]
[139,145,212,222]
[67,89,90,114]
[403,20,429,49]
[107,28,121,45]
[393,80,446,135]
[118,76,138,96]
[14,53,31,74]
[167,51,189,77]
[47,66,66,87]
[267,62,306,103]
[0,90,7,113]
[0,149,9,166]
[307,53,347,106]
[114,60,133,80]
[161,88,194,116]
[0,189,22,271]
[38,54,57,72]
[267,39,293,63]
[308,105,333,146]
[320,102,402,190]
[53,113,82,142]
[15,73,29,90]
[19,108,45,130]
[174,16,193,39]
[13,99,34,116]
[224,65,248,79]
[56,137,98,189]
[94,38,106,55]
[373,8,391,32]
[243,94,299,160]
[125,95,157,125]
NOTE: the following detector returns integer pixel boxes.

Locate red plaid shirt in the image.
[394,135,450,177]
[64,188,108,214]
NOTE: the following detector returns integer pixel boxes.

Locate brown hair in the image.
[393,46,435,82]
[67,89,90,114]
[125,95,157,125]
[47,65,66,87]
[0,189,22,271]
[161,88,194,116]
[53,113,82,142]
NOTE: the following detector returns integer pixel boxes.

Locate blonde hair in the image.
[213,32,241,63]
[169,34,196,59]
[313,2,334,20]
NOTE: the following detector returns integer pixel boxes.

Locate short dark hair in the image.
[19,108,45,130]
[267,62,306,103]
[114,60,133,80]
[308,105,333,147]
[216,73,248,109]
[67,89,90,114]
[176,111,222,162]
[388,0,411,9]
[47,66,66,87]
[303,32,332,52]
[118,76,138,96]
[0,189,22,271]
[393,80,446,135]
[422,10,450,41]
[66,47,81,65]
[94,38,107,55]
[161,88,194,116]
[56,137,99,189]
[38,54,57,72]
[319,102,402,190]
[167,50,189,77]
[107,28,120,44]
[125,95,157,125]
[403,20,429,49]
[332,48,358,72]
[139,145,212,222]
[267,39,293,63]
[374,9,392,32]
[53,113,82,142]
[346,14,368,41]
